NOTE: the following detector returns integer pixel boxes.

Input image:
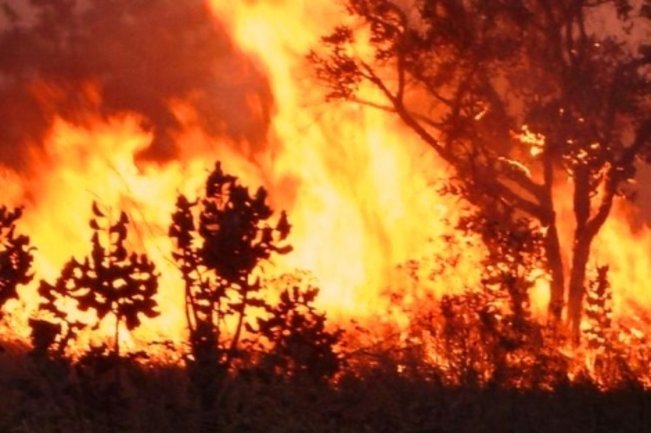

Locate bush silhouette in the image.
[170,163,291,366]
[252,274,343,383]
[169,161,292,420]
[36,202,159,357]
[0,206,33,312]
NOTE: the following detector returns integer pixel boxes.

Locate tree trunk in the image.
[567,237,591,344]
[114,311,120,358]
[541,152,565,327]
[544,222,565,326]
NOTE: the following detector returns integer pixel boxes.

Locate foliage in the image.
[169,161,293,416]
[0,167,649,432]
[0,206,33,311]
[170,162,292,368]
[374,223,568,389]
[438,290,500,387]
[36,202,159,357]
[311,0,651,341]
[576,265,644,389]
[584,265,614,350]
[437,289,570,390]
[460,209,546,326]
[250,274,343,383]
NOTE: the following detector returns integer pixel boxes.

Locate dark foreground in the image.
[1,347,649,433]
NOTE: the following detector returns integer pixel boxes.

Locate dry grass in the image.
[1,341,650,433]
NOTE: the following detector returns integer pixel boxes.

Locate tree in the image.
[169,161,292,377]
[311,0,651,341]
[38,202,159,357]
[0,206,33,312]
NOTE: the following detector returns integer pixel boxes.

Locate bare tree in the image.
[310,0,651,341]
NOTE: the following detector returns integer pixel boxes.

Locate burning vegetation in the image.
[2,0,651,431]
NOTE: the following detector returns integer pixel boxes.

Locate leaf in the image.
[246,297,269,309]
[110,221,128,242]
[114,245,127,262]
[276,211,291,239]
[274,245,293,255]
[92,201,105,218]
[125,313,140,331]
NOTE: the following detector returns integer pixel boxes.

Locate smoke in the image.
[0,0,273,168]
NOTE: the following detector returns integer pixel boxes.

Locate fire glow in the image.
[1,0,651,379]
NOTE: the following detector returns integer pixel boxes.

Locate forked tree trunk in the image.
[566,165,615,344]
[545,224,594,344]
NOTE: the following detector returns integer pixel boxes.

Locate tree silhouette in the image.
[311,0,651,342]
[584,265,613,350]
[251,274,343,383]
[169,161,292,398]
[0,206,33,313]
[37,202,159,357]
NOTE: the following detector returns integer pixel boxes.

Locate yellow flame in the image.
[0,0,648,377]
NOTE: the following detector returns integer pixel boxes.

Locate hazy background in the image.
[1,0,650,223]
[0,0,274,169]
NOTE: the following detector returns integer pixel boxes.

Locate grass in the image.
[1,341,650,433]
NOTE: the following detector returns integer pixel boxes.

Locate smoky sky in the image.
[0,0,273,168]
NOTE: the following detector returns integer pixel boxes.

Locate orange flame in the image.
[0,0,649,373]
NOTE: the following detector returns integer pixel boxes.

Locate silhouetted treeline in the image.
[1,161,651,432]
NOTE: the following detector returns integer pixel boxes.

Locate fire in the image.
[207,0,471,311]
[0,0,650,380]
[0,1,467,352]
[593,203,651,325]
[513,125,546,158]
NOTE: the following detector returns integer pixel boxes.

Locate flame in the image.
[593,203,651,328]
[0,1,469,352]
[513,124,545,157]
[206,0,471,312]
[0,0,649,382]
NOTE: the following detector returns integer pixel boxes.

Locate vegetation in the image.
[0,206,33,311]
[167,162,342,430]
[309,0,651,342]
[0,161,649,431]
[1,353,651,433]
[36,203,159,358]
[2,1,651,431]
[168,162,293,377]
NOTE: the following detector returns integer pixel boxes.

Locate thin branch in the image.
[587,119,651,238]
[349,96,444,129]
[360,60,451,160]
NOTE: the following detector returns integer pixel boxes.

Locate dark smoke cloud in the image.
[0,0,273,168]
